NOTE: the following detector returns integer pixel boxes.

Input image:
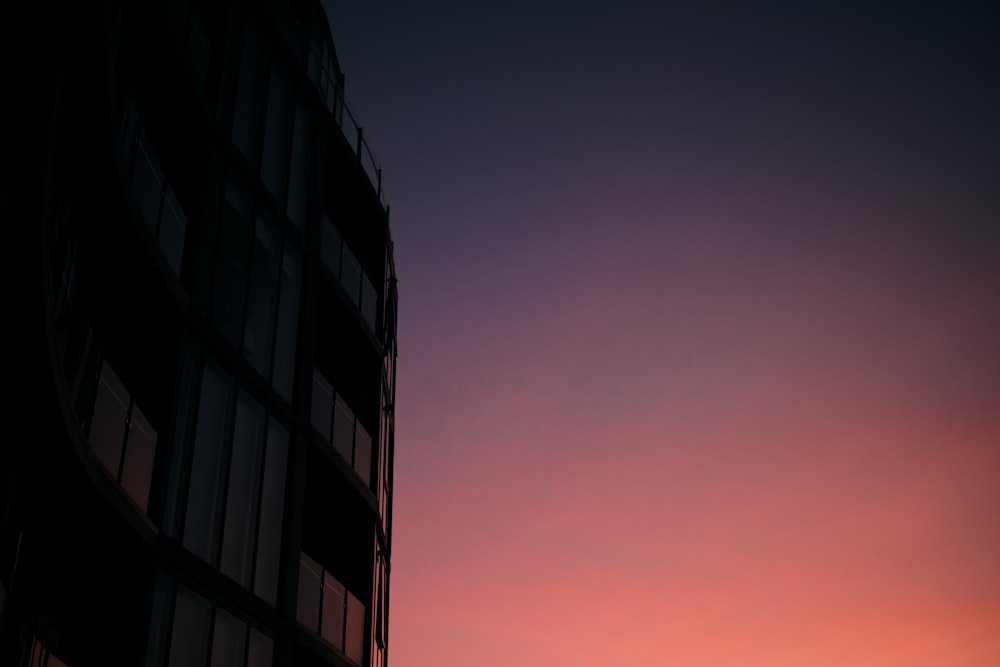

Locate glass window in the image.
[145,572,173,667]
[220,391,265,587]
[168,586,211,667]
[232,25,267,164]
[162,337,200,539]
[361,273,378,333]
[341,245,362,307]
[183,359,234,563]
[297,552,322,630]
[210,608,247,667]
[211,179,253,347]
[271,247,301,402]
[186,10,211,89]
[345,590,366,664]
[120,97,139,169]
[354,422,371,488]
[332,395,354,464]
[133,136,165,232]
[246,629,273,667]
[321,572,345,649]
[254,421,288,605]
[89,359,129,475]
[160,185,188,276]
[121,402,157,511]
[286,98,312,233]
[321,216,341,280]
[310,369,333,441]
[243,214,280,377]
[260,63,293,203]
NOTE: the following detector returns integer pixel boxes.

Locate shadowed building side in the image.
[0,1,398,666]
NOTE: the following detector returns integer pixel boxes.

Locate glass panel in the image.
[220,391,264,587]
[120,98,139,168]
[332,395,354,464]
[361,273,377,332]
[183,360,233,563]
[168,586,211,667]
[121,402,157,512]
[211,179,253,347]
[296,552,322,631]
[232,25,266,164]
[345,590,366,664]
[133,136,164,232]
[271,247,301,402]
[144,572,173,667]
[320,216,341,280]
[159,185,187,276]
[163,337,199,538]
[89,359,129,477]
[340,244,362,307]
[243,214,280,377]
[307,32,320,85]
[310,369,333,441]
[210,608,246,667]
[254,420,288,605]
[260,62,293,203]
[321,572,345,650]
[187,11,210,88]
[354,422,371,487]
[246,629,273,667]
[286,98,312,233]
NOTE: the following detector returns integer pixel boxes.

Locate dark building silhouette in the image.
[0,2,398,666]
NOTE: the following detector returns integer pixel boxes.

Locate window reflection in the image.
[345,590,366,664]
[321,572,345,650]
[260,62,293,203]
[246,629,273,667]
[87,358,158,512]
[183,359,233,563]
[310,369,333,441]
[243,214,280,377]
[332,395,354,464]
[89,359,129,475]
[210,175,300,402]
[286,98,312,232]
[121,402,156,510]
[183,358,288,604]
[219,391,265,587]
[128,129,187,278]
[211,179,253,347]
[297,552,366,662]
[253,422,288,605]
[271,247,301,401]
[296,552,322,629]
[232,25,266,164]
[156,579,275,667]
[168,586,211,667]
[210,608,246,667]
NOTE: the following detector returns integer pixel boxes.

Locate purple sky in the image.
[325,2,1000,665]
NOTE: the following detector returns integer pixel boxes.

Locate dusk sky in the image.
[324,2,999,665]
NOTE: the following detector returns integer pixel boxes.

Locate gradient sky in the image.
[324,2,1000,665]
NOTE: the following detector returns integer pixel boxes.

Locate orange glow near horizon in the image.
[389,202,1000,666]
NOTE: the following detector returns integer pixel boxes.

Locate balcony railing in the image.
[311,51,388,214]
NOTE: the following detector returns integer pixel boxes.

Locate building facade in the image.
[0,1,397,666]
